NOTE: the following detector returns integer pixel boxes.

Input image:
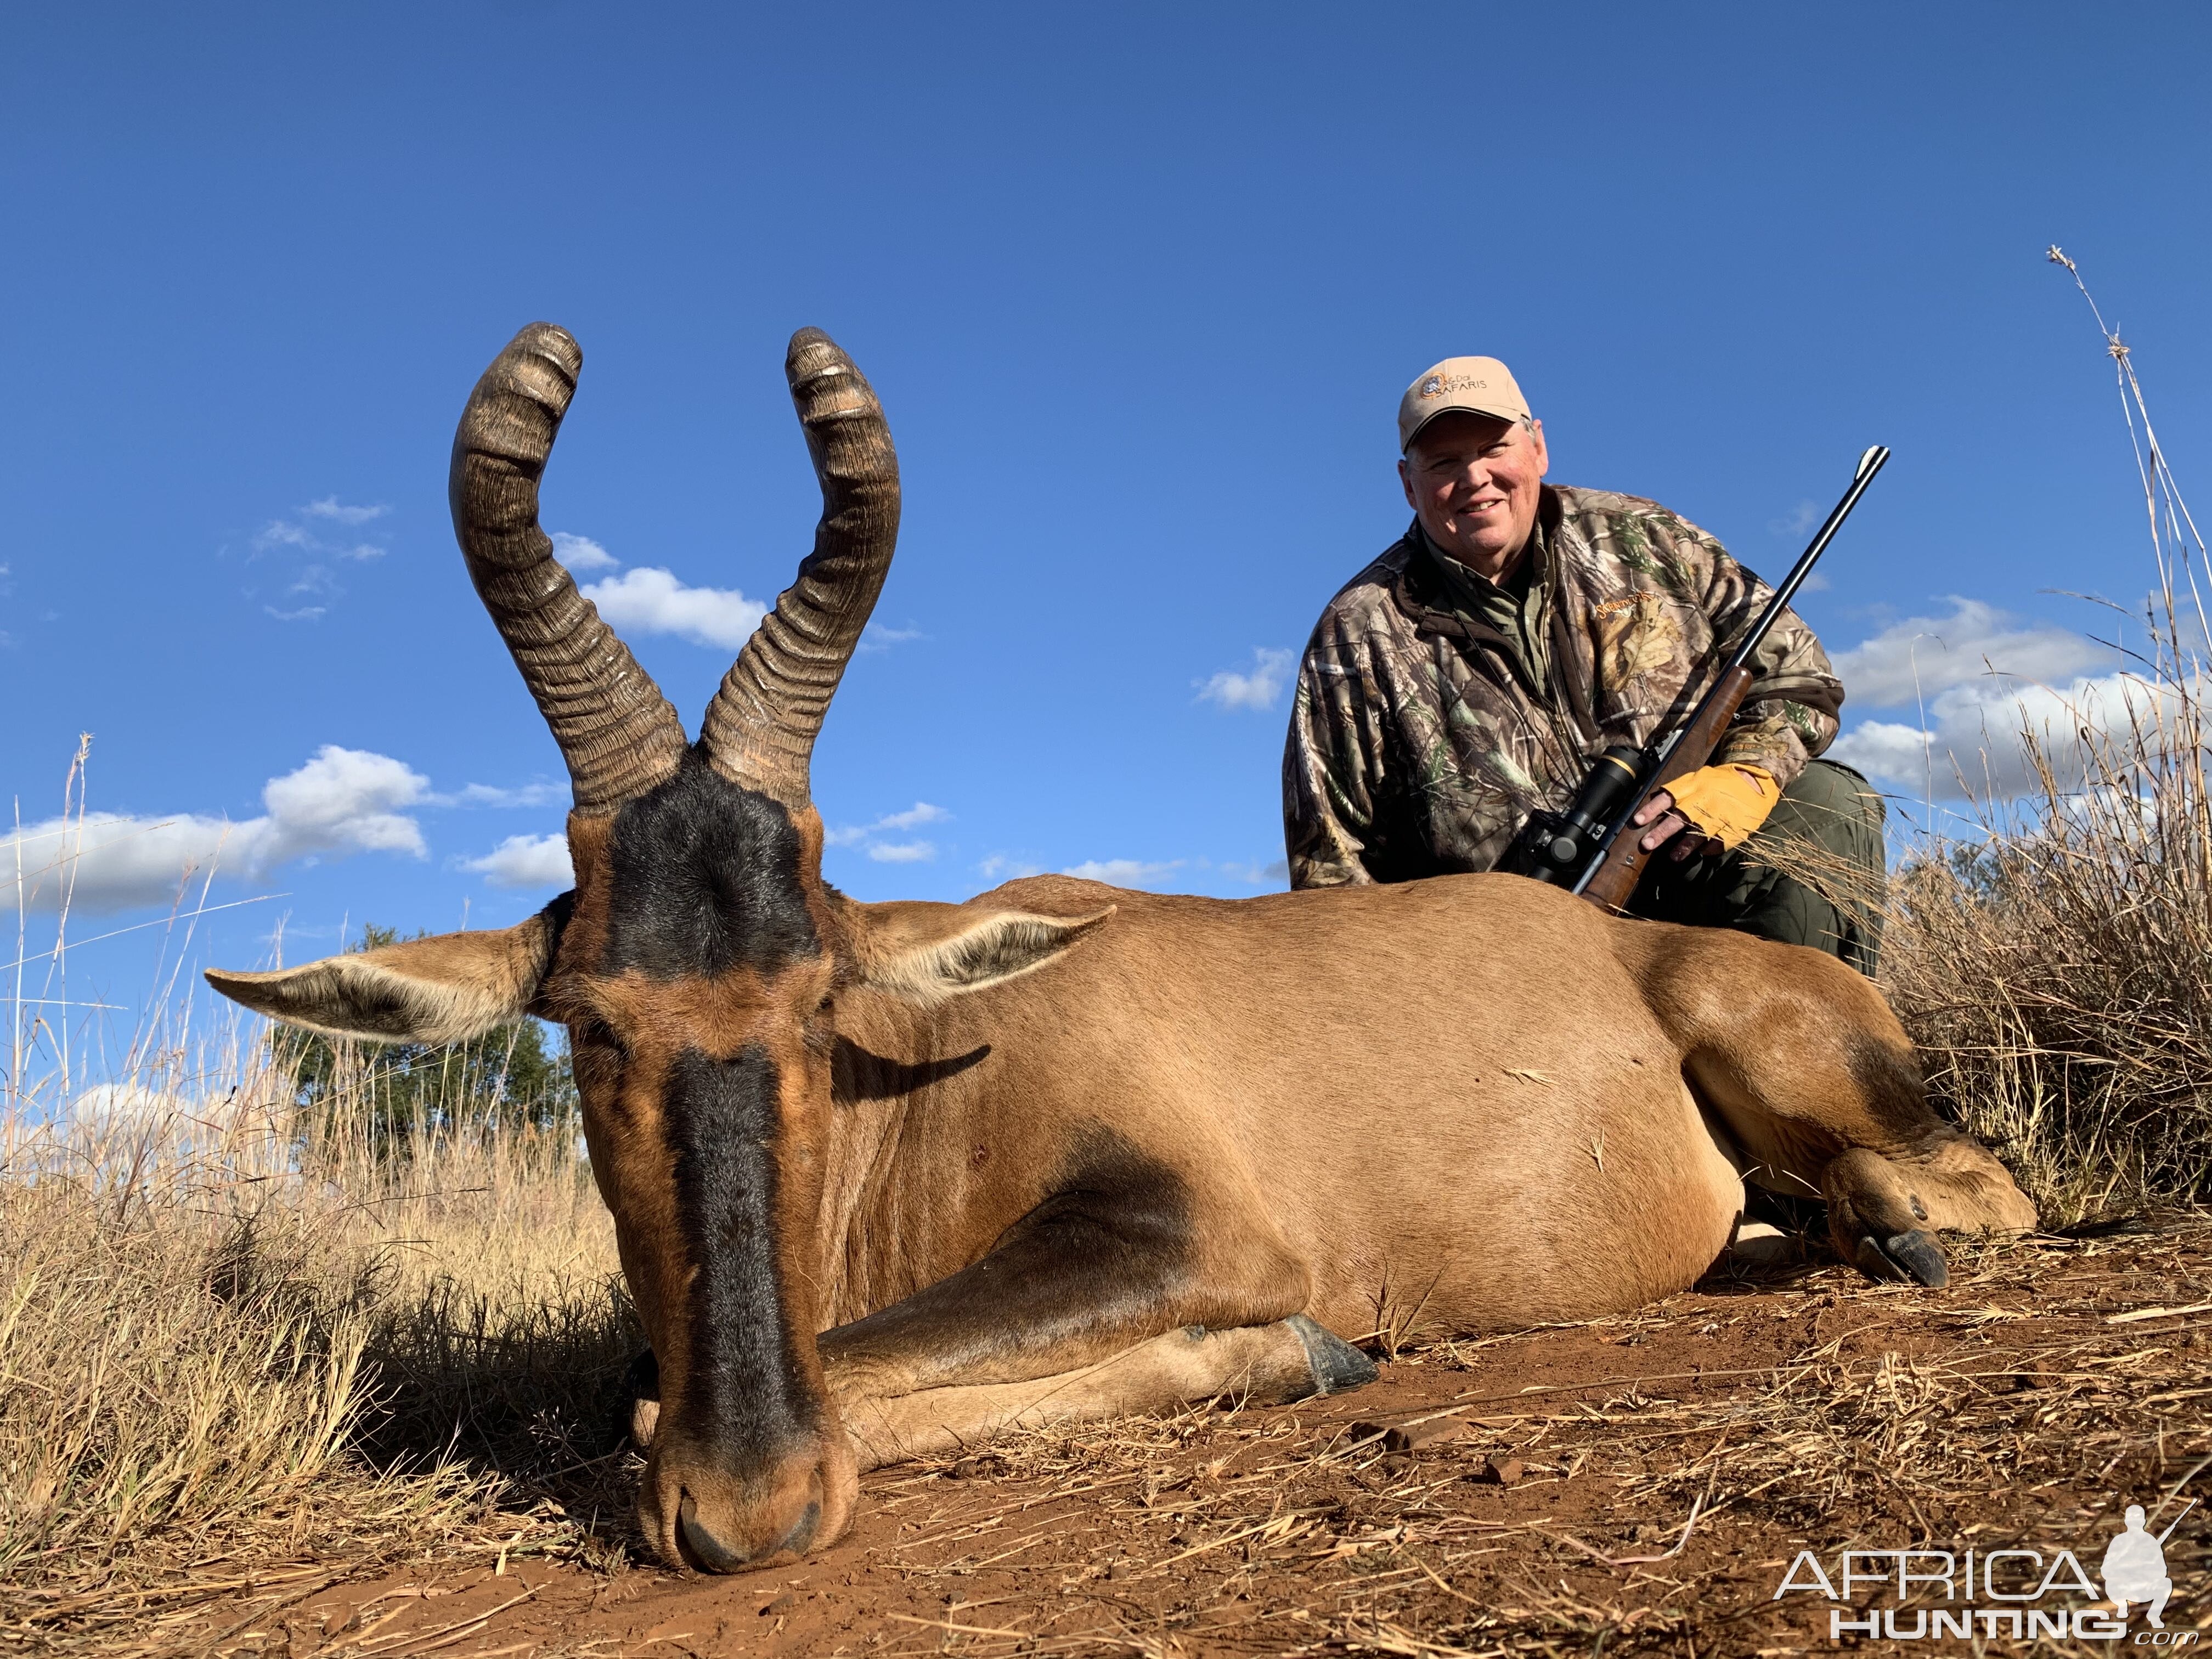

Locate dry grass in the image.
[1879,257,2212,1224]
[0,1005,638,1651]
[1886,733,2212,1220]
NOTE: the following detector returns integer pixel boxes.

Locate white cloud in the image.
[826,802,950,853]
[304,498,388,526]
[253,520,314,551]
[538,532,765,650]
[1061,858,1186,888]
[867,841,936,864]
[1197,647,1294,712]
[57,1085,284,1161]
[551,532,619,573]
[0,746,428,915]
[458,833,574,889]
[255,747,430,865]
[1830,670,2177,798]
[435,781,565,809]
[861,622,924,652]
[579,566,767,650]
[874,802,947,831]
[1217,857,1290,887]
[1,812,257,915]
[244,501,391,611]
[1831,599,2109,709]
[72,1083,199,1126]
[978,854,1045,881]
[1768,500,1820,538]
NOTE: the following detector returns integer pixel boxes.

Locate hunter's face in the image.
[1399,411,1549,578]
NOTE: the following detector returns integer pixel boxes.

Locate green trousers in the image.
[1628,759,1888,977]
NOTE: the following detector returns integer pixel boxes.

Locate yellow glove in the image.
[1664,764,1778,851]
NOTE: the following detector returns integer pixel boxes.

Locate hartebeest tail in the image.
[207,324,2036,1577]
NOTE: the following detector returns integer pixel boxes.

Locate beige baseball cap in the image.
[1397,356,1532,452]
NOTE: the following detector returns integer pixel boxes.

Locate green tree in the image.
[278,925,578,1153]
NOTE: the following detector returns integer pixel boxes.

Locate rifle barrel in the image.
[1567,444,1889,901]
[1719,444,1889,684]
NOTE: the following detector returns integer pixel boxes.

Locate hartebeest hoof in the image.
[1822,1139,2035,1287]
[1288,1314,1380,1397]
[1852,1229,1949,1288]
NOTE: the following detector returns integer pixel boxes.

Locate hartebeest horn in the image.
[450,324,689,815]
[699,328,900,809]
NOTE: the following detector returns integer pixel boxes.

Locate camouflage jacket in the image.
[1282,485,1844,888]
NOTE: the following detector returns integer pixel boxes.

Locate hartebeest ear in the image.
[204,897,571,1045]
[843,900,1113,1003]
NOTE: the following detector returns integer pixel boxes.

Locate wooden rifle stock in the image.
[1509,445,1884,912]
[1577,665,1756,913]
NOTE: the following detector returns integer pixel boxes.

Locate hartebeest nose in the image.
[678,1489,821,1572]
[651,1436,853,1574]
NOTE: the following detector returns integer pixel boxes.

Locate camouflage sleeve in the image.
[1282,621,1385,889]
[1659,513,1843,789]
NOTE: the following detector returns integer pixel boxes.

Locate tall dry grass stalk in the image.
[1880,251,2212,1221]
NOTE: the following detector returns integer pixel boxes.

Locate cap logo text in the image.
[1418,373,1491,400]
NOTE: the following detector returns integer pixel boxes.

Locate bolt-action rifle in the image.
[1503,445,1890,912]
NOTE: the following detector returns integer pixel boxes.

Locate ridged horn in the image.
[699,328,900,809]
[450,324,688,816]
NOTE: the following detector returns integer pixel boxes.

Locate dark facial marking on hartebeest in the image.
[830,1037,992,1102]
[666,1044,821,1460]
[602,753,819,981]
[820,1124,1207,1377]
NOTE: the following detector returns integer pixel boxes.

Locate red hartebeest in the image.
[207,325,2036,1574]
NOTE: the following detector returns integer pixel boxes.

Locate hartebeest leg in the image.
[1633,925,2037,1287]
[840,1317,1374,1470]
[816,1129,1325,1403]
[622,1141,1374,1464]
[623,1319,1374,1462]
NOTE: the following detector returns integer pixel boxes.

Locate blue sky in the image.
[3,3,2208,1031]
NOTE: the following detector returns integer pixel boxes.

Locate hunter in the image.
[1282,355,1885,973]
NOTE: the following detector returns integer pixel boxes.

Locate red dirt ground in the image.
[121,1221,2212,1656]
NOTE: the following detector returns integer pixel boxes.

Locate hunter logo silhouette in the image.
[2106,1498,2193,1628]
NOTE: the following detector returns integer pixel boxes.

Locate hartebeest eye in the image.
[569,1015,628,1061]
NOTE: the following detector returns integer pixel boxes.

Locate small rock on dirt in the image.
[1348,1415,1465,1453]
[1483,1455,1525,1486]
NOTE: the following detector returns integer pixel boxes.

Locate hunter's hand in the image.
[1632,789,1720,862]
